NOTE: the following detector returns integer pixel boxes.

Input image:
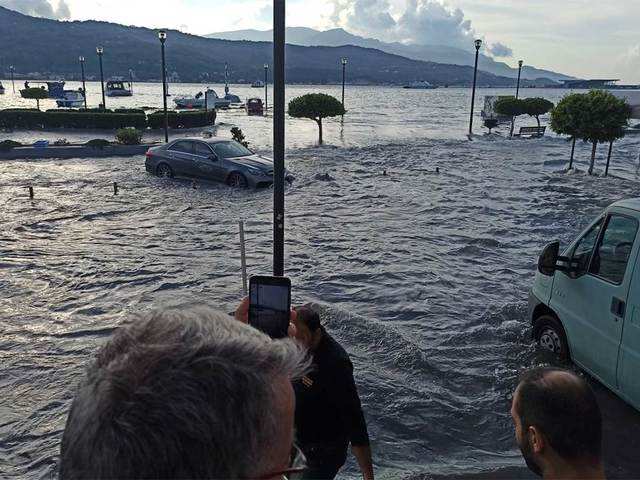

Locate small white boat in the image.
[403,81,437,89]
[106,79,133,97]
[56,90,85,108]
[251,80,265,88]
[174,89,231,109]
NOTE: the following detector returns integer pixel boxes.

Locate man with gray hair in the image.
[59,306,308,479]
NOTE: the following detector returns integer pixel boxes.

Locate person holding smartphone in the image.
[291,305,374,480]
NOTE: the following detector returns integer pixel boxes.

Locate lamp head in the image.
[96,46,103,55]
[474,39,482,50]
[79,56,85,62]
[342,57,348,65]
[518,60,523,68]
[9,65,13,70]
[158,30,167,42]
[264,63,269,69]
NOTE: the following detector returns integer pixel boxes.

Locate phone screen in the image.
[249,277,291,339]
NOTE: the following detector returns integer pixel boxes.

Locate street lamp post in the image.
[159,30,169,143]
[96,47,106,109]
[510,59,524,137]
[273,0,285,276]
[264,63,269,111]
[341,57,347,109]
[468,39,482,138]
[9,65,14,93]
[79,56,87,109]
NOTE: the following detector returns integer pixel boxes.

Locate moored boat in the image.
[56,90,85,108]
[403,80,437,89]
[251,80,265,88]
[174,88,231,109]
[106,78,133,97]
[0,82,5,94]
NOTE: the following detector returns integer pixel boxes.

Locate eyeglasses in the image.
[257,444,307,480]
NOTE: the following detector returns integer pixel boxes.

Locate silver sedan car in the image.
[145,138,294,188]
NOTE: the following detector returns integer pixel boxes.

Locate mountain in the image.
[207,27,575,83]
[0,6,526,87]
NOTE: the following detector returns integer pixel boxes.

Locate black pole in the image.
[605,140,613,177]
[264,65,268,111]
[160,33,169,143]
[273,0,285,277]
[341,60,346,107]
[569,137,576,169]
[80,58,87,109]
[10,66,15,93]
[97,50,106,109]
[468,40,482,138]
[510,60,523,137]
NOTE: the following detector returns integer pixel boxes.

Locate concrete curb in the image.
[0,143,160,160]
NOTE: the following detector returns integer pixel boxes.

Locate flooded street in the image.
[1,85,640,478]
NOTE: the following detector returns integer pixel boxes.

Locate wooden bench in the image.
[515,126,546,138]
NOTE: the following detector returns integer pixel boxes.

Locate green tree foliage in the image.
[231,127,249,147]
[288,93,345,144]
[551,91,631,174]
[521,98,554,128]
[20,87,49,110]
[494,97,525,118]
[483,117,498,133]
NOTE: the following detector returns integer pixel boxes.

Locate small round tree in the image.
[288,93,345,144]
[494,97,525,119]
[577,90,631,175]
[483,117,498,133]
[550,93,588,169]
[21,87,49,110]
[521,97,554,129]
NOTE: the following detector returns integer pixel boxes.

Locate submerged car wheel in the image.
[156,163,173,178]
[227,172,248,188]
[534,315,570,361]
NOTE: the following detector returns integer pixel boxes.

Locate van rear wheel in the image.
[534,315,570,361]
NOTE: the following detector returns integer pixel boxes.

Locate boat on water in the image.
[174,88,231,109]
[19,80,66,99]
[106,78,133,97]
[0,82,5,94]
[56,89,85,108]
[403,81,437,89]
[251,80,265,88]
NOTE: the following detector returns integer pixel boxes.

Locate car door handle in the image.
[611,297,626,317]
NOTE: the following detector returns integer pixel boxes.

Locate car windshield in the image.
[212,141,252,159]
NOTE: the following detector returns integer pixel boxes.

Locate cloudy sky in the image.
[4,0,640,82]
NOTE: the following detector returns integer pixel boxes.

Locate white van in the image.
[529,198,640,411]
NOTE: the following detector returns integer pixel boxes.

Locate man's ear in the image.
[528,425,545,454]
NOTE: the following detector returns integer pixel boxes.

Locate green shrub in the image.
[0,139,22,151]
[115,128,143,145]
[0,109,146,129]
[231,127,249,147]
[115,108,146,114]
[85,139,111,149]
[483,118,498,133]
[147,109,216,129]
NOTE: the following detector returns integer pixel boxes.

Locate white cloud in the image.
[487,42,512,58]
[0,0,71,19]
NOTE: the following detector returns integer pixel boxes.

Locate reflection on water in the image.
[1,87,640,479]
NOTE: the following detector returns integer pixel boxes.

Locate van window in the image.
[571,218,603,273]
[589,215,638,284]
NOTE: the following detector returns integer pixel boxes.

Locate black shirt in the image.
[294,328,370,447]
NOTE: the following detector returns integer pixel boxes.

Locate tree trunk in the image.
[605,140,613,177]
[568,137,576,170]
[36,99,40,110]
[535,115,540,129]
[588,141,597,175]
[316,117,323,145]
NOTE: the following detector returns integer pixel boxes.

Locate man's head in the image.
[511,367,603,476]
[292,305,322,349]
[60,306,308,479]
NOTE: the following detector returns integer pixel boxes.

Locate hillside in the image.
[0,7,521,87]
[208,27,574,83]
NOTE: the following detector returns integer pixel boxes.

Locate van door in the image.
[618,244,640,409]
[550,212,638,386]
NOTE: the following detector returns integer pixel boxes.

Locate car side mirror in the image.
[208,153,218,162]
[538,241,560,276]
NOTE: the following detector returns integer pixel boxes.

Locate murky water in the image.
[1,85,640,479]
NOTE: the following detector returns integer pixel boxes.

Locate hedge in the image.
[0,108,215,130]
[147,109,216,129]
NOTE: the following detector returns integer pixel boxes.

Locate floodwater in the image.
[1,84,640,479]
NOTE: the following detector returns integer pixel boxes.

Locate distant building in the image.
[561,79,619,89]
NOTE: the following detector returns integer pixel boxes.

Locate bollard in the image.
[192,180,198,190]
[436,167,440,174]
[28,186,34,199]
[113,182,118,195]
[239,220,248,296]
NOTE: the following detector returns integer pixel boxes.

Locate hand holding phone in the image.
[249,276,291,339]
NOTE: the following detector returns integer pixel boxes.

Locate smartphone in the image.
[249,276,291,339]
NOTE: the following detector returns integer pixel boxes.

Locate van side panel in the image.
[618,253,640,411]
